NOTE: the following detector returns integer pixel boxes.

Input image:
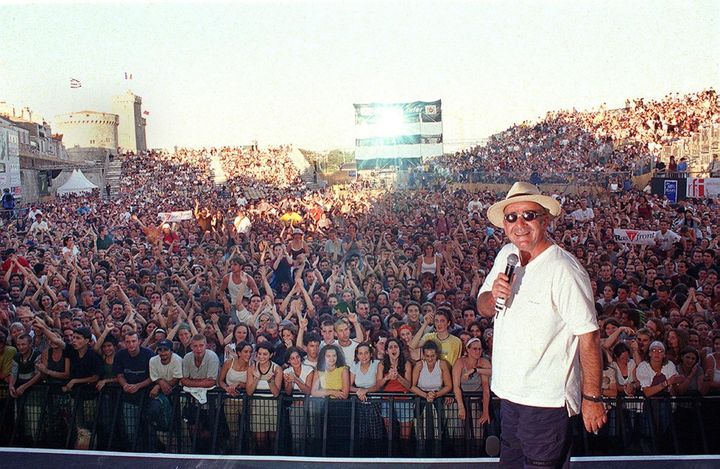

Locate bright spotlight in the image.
[375,107,406,137]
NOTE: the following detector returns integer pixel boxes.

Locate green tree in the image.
[299,148,354,173]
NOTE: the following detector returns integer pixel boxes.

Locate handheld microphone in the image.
[494,253,519,315]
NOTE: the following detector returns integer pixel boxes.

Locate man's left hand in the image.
[582,400,607,433]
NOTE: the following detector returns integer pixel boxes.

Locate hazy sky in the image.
[1,1,718,151]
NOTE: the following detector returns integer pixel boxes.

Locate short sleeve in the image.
[636,362,654,388]
[478,246,514,297]
[207,352,220,379]
[149,358,159,382]
[664,362,678,379]
[172,355,184,379]
[552,258,598,336]
[181,355,190,377]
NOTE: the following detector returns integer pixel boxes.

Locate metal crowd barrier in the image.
[407,170,634,187]
[0,384,718,457]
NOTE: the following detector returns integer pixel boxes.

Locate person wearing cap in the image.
[114,330,154,446]
[635,341,683,397]
[161,223,180,253]
[148,339,182,434]
[477,181,606,467]
[150,339,182,398]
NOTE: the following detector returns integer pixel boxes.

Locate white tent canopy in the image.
[56,169,98,195]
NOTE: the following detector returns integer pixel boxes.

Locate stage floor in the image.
[1,448,719,468]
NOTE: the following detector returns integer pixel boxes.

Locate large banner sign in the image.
[686,177,720,198]
[614,228,657,245]
[353,100,443,170]
[158,210,194,222]
[354,100,442,125]
[663,180,677,204]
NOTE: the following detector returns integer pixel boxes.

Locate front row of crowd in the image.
[3,286,719,452]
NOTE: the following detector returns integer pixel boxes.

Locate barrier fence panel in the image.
[0,384,718,457]
[405,169,635,189]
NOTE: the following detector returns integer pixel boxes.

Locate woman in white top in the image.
[283,347,315,396]
[636,341,685,439]
[223,323,252,362]
[637,341,683,397]
[416,243,442,276]
[611,342,639,397]
[350,343,384,442]
[609,341,642,440]
[410,341,452,440]
[218,341,252,444]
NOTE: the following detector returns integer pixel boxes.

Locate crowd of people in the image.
[435,89,719,184]
[0,91,719,456]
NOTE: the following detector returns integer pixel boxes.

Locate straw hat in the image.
[486,182,561,228]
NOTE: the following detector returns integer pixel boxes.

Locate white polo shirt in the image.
[149,353,183,382]
[479,243,598,415]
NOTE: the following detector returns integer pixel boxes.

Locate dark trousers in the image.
[499,399,572,469]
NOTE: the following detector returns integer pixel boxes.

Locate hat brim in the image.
[487,195,561,228]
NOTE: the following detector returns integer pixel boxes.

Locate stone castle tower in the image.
[112,90,147,153]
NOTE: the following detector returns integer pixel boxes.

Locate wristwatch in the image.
[581,393,603,403]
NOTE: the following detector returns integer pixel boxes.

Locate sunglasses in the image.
[503,210,544,224]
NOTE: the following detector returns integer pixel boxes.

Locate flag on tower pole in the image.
[142,111,150,116]
[124,72,133,80]
[70,78,82,88]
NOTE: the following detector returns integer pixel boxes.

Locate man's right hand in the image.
[491,272,512,304]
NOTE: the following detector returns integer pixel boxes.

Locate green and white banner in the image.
[353,100,443,169]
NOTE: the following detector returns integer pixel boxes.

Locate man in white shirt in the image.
[27,206,42,221]
[233,209,252,234]
[655,219,681,252]
[29,213,50,236]
[570,199,594,224]
[477,182,606,467]
[467,199,484,218]
[317,315,364,364]
[149,339,183,396]
[334,315,363,364]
